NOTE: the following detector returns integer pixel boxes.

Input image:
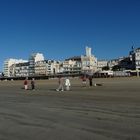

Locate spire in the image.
[131,45,134,51]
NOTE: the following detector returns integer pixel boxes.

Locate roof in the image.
[65,56,81,61]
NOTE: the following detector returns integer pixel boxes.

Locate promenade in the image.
[0,77,140,140]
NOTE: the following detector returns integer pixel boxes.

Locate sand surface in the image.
[0,77,140,140]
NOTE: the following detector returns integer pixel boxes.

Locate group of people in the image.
[56,77,71,91]
[23,76,71,91]
[24,78,35,90]
[23,75,95,91]
[82,75,95,87]
[56,75,95,91]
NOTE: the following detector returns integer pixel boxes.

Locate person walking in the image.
[56,76,64,91]
[65,77,71,91]
[31,78,35,90]
[24,77,28,90]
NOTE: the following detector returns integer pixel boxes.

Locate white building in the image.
[46,60,60,75]
[9,62,29,77]
[86,47,92,57]
[97,60,108,71]
[3,59,27,77]
[81,46,97,73]
[134,48,140,69]
[128,47,140,70]
[63,56,82,74]
[35,60,47,76]
[29,53,45,76]
[35,60,61,75]
[107,59,119,69]
[31,53,44,62]
[63,60,76,73]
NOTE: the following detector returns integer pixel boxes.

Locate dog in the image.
[94,83,103,86]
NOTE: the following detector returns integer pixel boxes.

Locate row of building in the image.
[3,46,140,77]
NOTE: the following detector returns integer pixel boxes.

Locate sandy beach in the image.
[0,77,140,140]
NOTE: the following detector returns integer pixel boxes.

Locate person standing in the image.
[88,76,93,86]
[24,77,28,90]
[31,78,35,90]
[65,77,71,91]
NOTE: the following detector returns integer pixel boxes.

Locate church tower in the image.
[86,46,92,57]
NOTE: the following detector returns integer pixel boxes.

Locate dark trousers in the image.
[31,84,35,90]
[89,80,92,86]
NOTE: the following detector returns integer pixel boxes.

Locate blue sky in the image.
[0,0,140,70]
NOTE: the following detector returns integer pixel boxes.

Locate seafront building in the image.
[3,59,28,77]
[29,53,44,76]
[7,56,61,77]
[62,47,98,74]
[35,60,47,76]
[134,48,140,70]
[129,47,140,70]
[9,62,29,77]
[64,56,82,74]
[3,46,140,78]
[81,47,98,73]
[97,60,108,71]
[35,60,60,76]
[62,58,81,74]
[107,59,119,69]
[3,47,98,77]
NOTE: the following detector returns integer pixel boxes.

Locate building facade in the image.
[64,56,82,74]
[9,62,29,77]
[81,47,97,73]
[35,60,61,75]
[3,59,27,77]
[107,59,119,69]
[97,60,108,71]
[29,53,44,76]
[35,60,47,76]
[134,48,140,69]
[129,47,140,70]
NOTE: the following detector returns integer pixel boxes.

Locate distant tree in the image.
[102,66,109,71]
[112,65,121,71]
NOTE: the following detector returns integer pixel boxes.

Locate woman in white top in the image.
[65,77,71,91]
